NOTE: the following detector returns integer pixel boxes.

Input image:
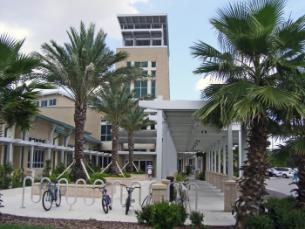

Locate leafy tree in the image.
[190,0,305,227]
[37,22,127,180]
[121,105,153,172]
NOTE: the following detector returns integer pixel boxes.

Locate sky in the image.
[1,0,304,100]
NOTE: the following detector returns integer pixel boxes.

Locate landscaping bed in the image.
[0,213,233,229]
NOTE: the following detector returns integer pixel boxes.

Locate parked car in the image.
[270,167,294,178]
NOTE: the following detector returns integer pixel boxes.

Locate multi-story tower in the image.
[116,14,170,100]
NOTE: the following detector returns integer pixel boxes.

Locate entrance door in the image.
[140,161,146,172]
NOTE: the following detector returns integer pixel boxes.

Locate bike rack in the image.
[110,180,122,205]
[57,177,69,196]
[186,182,199,211]
[130,181,142,205]
[21,176,34,208]
[65,178,85,210]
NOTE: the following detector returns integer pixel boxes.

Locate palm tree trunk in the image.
[295,156,305,205]
[111,124,119,174]
[128,132,134,172]
[235,117,268,229]
[72,101,86,180]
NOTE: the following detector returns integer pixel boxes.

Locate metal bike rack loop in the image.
[21,176,33,208]
[186,182,199,211]
[130,181,142,205]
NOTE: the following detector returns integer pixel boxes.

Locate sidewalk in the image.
[0,179,235,226]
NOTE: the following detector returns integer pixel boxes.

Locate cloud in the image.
[0,0,149,53]
[195,75,223,91]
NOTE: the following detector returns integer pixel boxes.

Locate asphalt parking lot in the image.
[266,176,297,197]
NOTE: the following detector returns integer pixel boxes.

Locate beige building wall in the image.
[117,47,170,100]
[39,94,101,140]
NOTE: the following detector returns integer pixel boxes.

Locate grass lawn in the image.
[0,224,58,229]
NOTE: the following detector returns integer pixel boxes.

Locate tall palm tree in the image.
[37,22,127,180]
[121,105,153,172]
[0,34,50,131]
[89,78,135,174]
[190,0,305,227]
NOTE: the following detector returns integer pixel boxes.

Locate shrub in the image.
[175,173,187,182]
[42,160,51,177]
[135,205,154,225]
[88,172,106,184]
[136,201,187,229]
[196,171,205,181]
[11,169,23,188]
[0,164,13,189]
[245,215,274,229]
[189,211,206,228]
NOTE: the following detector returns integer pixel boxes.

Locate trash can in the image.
[166,176,175,202]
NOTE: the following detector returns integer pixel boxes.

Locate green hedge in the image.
[136,201,187,229]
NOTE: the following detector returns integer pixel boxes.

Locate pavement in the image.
[0,178,236,227]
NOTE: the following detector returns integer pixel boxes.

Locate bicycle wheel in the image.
[42,190,52,211]
[125,197,130,215]
[102,197,109,214]
[55,189,61,207]
[141,194,151,209]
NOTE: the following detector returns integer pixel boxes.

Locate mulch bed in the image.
[0,213,234,229]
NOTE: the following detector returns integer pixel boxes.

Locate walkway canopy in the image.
[140,98,247,179]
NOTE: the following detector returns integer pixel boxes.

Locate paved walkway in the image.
[0,179,235,227]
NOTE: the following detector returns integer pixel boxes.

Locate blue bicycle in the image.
[42,182,61,211]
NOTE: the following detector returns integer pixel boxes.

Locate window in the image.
[127,61,132,67]
[49,98,56,106]
[125,40,133,46]
[151,61,156,68]
[151,80,156,98]
[101,121,112,141]
[134,61,148,68]
[134,80,147,98]
[28,149,44,168]
[152,39,161,46]
[41,100,48,107]
[151,70,156,78]
[136,40,150,46]
[151,124,155,130]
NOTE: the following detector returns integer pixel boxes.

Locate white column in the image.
[96,154,99,167]
[8,143,13,164]
[222,138,227,175]
[227,125,234,178]
[206,151,209,171]
[217,143,221,173]
[155,110,164,179]
[213,146,217,172]
[60,150,64,163]
[30,145,34,169]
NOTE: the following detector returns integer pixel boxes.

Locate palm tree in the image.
[0,34,50,131]
[37,22,127,180]
[89,78,135,174]
[190,0,305,227]
[121,105,153,172]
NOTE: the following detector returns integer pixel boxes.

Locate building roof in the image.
[117,14,169,47]
[38,88,74,100]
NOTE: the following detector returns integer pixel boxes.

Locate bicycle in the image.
[93,185,112,214]
[121,184,140,215]
[141,191,152,209]
[42,181,61,211]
